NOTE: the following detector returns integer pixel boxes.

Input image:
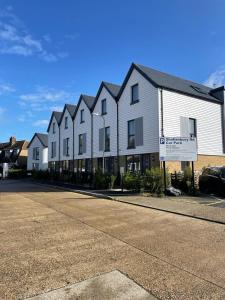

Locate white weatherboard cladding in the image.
[93,87,117,158]
[27,136,48,170]
[118,69,159,156]
[48,116,60,162]
[162,89,224,155]
[74,100,92,159]
[60,109,73,161]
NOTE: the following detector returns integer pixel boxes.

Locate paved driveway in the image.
[1,180,225,300]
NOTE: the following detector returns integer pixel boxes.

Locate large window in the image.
[80,109,84,123]
[63,138,69,156]
[51,141,56,158]
[32,163,39,170]
[32,147,40,160]
[105,127,110,151]
[131,84,139,104]
[189,118,197,138]
[65,116,68,129]
[101,99,107,115]
[128,120,135,148]
[79,134,83,154]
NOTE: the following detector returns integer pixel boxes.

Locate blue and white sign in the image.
[159,137,197,161]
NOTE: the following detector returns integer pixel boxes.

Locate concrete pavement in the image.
[1,180,225,299]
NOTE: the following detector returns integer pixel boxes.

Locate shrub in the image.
[32,170,50,180]
[8,168,27,179]
[94,169,111,189]
[123,172,142,192]
[110,175,117,189]
[143,167,169,195]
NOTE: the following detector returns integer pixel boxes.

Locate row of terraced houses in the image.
[27,62,225,175]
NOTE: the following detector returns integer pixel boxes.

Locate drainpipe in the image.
[91,113,93,174]
[72,117,75,175]
[117,101,120,177]
[160,88,164,137]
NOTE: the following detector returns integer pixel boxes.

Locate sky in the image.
[1,0,225,142]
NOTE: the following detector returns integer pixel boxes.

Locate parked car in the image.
[199,166,225,196]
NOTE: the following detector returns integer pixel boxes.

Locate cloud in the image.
[204,66,225,88]
[33,119,49,127]
[0,8,68,62]
[50,105,64,112]
[19,86,75,112]
[0,83,15,94]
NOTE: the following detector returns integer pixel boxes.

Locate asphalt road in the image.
[1,180,225,300]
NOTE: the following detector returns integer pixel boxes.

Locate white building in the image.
[92,81,120,173]
[47,111,62,172]
[118,63,225,172]
[74,95,95,173]
[59,104,76,173]
[27,133,48,170]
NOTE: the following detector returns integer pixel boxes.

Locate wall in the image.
[93,86,117,158]
[27,136,48,170]
[48,116,60,162]
[118,69,159,156]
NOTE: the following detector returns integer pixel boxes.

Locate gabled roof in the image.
[47,111,62,132]
[73,94,95,119]
[28,133,48,148]
[92,81,121,111]
[59,103,76,125]
[117,63,223,103]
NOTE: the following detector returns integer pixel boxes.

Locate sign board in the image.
[159,137,197,162]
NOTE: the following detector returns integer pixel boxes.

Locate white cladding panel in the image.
[162,89,224,155]
[74,100,92,159]
[60,108,74,161]
[48,116,60,162]
[93,87,117,158]
[27,135,48,170]
[118,69,159,155]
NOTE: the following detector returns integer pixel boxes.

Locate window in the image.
[32,147,40,160]
[80,109,84,123]
[53,122,56,134]
[32,163,39,170]
[131,84,139,104]
[128,120,135,148]
[65,116,68,129]
[105,127,110,151]
[101,99,107,115]
[63,138,69,156]
[79,134,83,154]
[126,155,141,172]
[189,118,197,138]
[51,141,56,158]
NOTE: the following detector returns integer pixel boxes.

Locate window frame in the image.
[105,126,110,152]
[101,99,107,115]
[65,116,68,129]
[80,109,85,123]
[189,118,197,138]
[131,83,139,104]
[79,134,83,155]
[66,138,69,156]
[128,119,135,149]
[53,122,56,134]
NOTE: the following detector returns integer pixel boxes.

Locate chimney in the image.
[10,136,16,145]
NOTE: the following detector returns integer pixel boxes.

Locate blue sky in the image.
[0,0,225,142]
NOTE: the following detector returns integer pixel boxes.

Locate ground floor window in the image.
[126,155,141,172]
[62,160,69,172]
[32,163,39,170]
[97,157,114,173]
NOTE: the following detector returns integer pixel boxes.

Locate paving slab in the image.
[25,270,156,300]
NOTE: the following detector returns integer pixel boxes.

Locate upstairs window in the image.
[65,116,68,129]
[101,99,107,115]
[131,84,139,104]
[80,109,84,123]
[105,127,110,151]
[189,118,197,138]
[128,120,135,148]
[53,122,56,134]
[33,147,40,160]
[51,141,56,158]
[63,138,69,156]
[79,134,83,154]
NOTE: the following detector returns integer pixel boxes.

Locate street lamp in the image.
[93,112,105,174]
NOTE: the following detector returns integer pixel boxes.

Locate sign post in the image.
[159,137,197,193]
